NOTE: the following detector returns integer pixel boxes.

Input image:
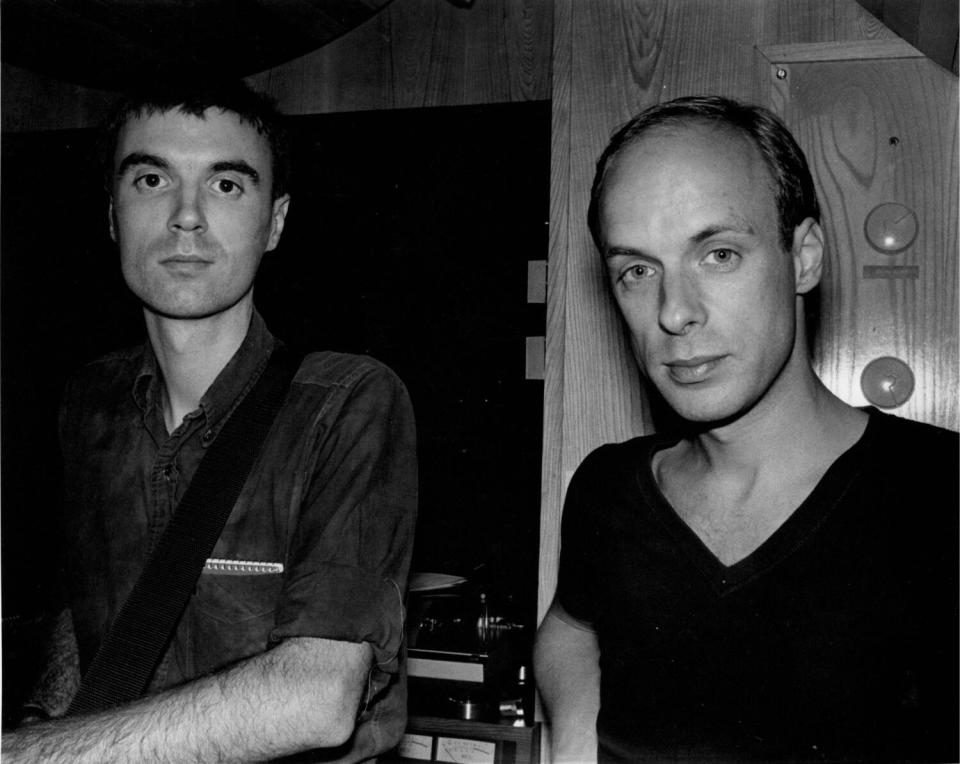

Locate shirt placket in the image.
[146,413,207,688]
[146,413,206,547]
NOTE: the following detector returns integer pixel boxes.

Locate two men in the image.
[4,83,417,762]
[535,97,958,762]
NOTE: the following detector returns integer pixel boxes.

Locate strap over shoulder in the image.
[67,345,301,716]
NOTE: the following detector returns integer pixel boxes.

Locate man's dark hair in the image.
[587,95,821,253]
[101,80,291,200]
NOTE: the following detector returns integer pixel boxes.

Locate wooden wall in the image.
[857,0,959,73]
[759,41,958,428]
[539,0,960,622]
[248,0,551,111]
[1,0,551,132]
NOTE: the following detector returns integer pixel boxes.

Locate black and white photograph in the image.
[1,1,957,762]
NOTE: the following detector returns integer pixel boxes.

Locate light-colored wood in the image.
[758,38,923,63]
[538,0,949,636]
[764,51,958,430]
[538,0,572,636]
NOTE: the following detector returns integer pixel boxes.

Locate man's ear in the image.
[792,217,824,295]
[108,197,117,243]
[266,195,291,252]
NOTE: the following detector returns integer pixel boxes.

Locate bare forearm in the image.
[534,606,601,763]
[3,637,370,764]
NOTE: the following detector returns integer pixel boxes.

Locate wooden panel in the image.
[538,0,573,628]
[249,0,551,113]
[539,0,930,627]
[760,38,921,62]
[2,0,551,131]
[913,0,960,75]
[759,45,958,429]
[857,0,959,73]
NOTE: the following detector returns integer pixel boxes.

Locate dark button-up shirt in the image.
[59,311,417,761]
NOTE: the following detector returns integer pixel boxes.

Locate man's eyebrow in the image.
[603,245,654,261]
[210,160,261,186]
[690,220,756,244]
[116,152,168,177]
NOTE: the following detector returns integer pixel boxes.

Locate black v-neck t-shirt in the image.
[557,409,958,762]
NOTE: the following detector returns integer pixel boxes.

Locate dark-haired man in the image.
[534,96,958,763]
[3,83,417,762]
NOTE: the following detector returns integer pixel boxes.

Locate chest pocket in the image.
[189,571,284,674]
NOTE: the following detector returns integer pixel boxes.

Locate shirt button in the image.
[201,429,214,444]
[162,464,175,481]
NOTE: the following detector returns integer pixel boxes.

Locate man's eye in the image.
[703,248,741,268]
[134,173,165,190]
[619,263,655,284]
[214,178,242,195]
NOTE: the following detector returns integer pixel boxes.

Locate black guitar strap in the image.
[67,345,300,716]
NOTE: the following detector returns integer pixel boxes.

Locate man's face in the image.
[110,108,289,320]
[599,125,817,425]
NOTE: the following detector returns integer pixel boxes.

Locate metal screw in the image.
[775,68,787,80]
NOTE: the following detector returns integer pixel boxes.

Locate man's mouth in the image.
[664,355,726,384]
[163,255,207,262]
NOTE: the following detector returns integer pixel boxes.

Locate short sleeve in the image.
[555,451,603,625]
[270,357,417,687]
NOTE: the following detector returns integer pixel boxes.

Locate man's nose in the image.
[168,187,206,233]
[658,271,705,336]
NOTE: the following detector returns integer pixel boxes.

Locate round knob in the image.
[864,203,918,254]
[860,356,915,409]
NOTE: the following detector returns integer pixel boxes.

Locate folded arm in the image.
[534,600,601,763]
[3,636,371,763]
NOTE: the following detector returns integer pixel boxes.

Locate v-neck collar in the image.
[635,409,881,595]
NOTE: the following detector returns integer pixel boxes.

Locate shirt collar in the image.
[131,310,277,438]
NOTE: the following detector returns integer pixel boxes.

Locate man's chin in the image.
[654,387,753,434]
[136,287,253,323]
[140,299,248,323]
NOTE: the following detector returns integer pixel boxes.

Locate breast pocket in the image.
[190,571,284,675]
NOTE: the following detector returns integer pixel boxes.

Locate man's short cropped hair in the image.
[587,95,821,253]
[101,79,291,200]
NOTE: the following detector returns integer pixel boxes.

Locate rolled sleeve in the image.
[272,563,405,671]
[556,451,601,625]
[269,355,417,683]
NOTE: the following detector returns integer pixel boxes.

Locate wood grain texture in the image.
[537,0,573,626]
[248,0,552,113]
[768,51,958,429]
[3,0,551,131]
[859,0,959,74]
[760,38,922,62]
[538,0,950,625]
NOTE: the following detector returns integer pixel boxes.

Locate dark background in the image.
[1,100,548,717]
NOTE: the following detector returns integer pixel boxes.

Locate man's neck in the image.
[657,345,870,497]
[693,369,863,474]
[655,359,869,566]
[144,302,253,434]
